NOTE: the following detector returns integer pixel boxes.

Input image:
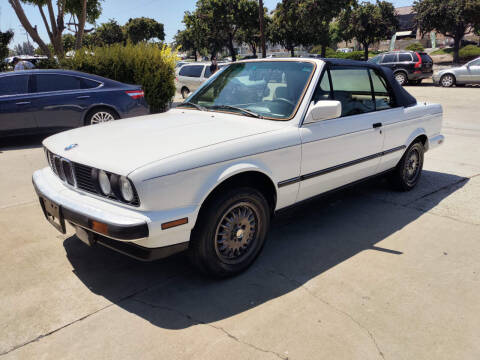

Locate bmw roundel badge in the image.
[65,143,78,151]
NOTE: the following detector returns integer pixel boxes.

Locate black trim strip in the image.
[278,145,406,188]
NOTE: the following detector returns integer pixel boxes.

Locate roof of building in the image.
[395,6,414,16]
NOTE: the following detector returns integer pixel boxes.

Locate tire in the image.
[394,72,408,86]
[440,74,455,88]
[85,107,118,125]
[189,187,271,278]
[389,141,424,191]
[181,87,190,99]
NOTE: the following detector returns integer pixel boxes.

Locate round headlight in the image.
[98,170,111,195]
[119,176,134,202]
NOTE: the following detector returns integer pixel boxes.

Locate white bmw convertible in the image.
[33,58,444,277]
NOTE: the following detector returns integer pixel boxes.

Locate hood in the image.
[43,109,287,175]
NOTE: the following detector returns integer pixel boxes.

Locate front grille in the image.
[45,149,140,207]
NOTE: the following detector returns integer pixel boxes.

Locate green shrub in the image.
[405,43,425,52]
[459,45,480,61]
[342,51,365,60]
[68,42,177,113]
[36,58,60,69]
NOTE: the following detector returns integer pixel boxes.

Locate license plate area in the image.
[40,197,66,234]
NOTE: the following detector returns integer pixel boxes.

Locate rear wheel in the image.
[181,87,190,99]
[440,74,455,87]
[394,72,408,86]
[189,187,270,278]
[389,141,424,191]
[85,107,118,125]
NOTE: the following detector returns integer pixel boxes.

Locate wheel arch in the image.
[405,129,429,151]
[193,167,278,230]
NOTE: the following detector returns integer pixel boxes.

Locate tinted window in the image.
[370,69,394,111]
[381,54,397,63]
[80,78,101,89]
[36,74,81,92]
[0,75,29,96]
[398,53,412,62]
[179,65,204,78]
[330,67,374,116]
[312,70,332,102]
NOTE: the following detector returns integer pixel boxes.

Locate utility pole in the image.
[259,0,266,58]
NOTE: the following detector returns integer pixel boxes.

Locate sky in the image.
[0,0,414,48]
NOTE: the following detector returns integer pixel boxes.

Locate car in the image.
[369,51,433,86]
[33,58,444,278]
[0,69,149,137]
[433,57,480,87]
[175,62,227,98]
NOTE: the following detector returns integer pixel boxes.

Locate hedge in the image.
[67,42,177,113]
[405,43,425,52]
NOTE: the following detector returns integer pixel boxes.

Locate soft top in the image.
[323,58,417,108]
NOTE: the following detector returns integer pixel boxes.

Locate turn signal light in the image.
[161,218,188,230]
[91,220,108,235]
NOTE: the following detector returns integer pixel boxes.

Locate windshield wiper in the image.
[178,101,207,111]
[209,105,264,119]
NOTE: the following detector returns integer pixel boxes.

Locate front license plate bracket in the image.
[40,197,66,234]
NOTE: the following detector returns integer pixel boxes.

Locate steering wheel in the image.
[271,98,295,107]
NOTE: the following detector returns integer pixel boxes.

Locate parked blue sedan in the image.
[0,69,149,137]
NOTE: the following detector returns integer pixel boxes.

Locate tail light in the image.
[126,90,144,99]
[414,52,422,69]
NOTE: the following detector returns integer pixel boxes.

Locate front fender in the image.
[405,127,428,150]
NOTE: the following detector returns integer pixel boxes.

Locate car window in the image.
[35,74,81,92]
[369,55,382,64]
[398,53,412,62]
[179,65,204,78]
[312,70,332,102]
[204,66,212,78]
[469,59,480,66]
[0,75,29,96]
[80,78,101,89]
[370,69,394,111]
[381,54,397,63]
[330,67,375,117]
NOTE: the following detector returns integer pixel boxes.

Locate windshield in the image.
[180,61,315,120]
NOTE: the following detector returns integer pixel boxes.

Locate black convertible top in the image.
[323,58,417,108]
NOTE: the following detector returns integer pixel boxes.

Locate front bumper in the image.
[33,167,191,261]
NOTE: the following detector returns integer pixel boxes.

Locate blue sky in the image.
[1,0,413,47]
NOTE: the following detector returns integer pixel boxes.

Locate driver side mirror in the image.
[304,100,342,124]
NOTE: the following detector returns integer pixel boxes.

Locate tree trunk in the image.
[228,36,236,62]
[290,47,295,57]
[363,43,369,61]
[251,43,257,57]
[453,36,461,64]
[75,0,88,50]
[321,45,326,58]
[194,49,198,62]
[8,0,52,58]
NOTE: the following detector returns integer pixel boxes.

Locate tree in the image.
[0,30,14,69]
[304,0,355,57]
[236,1,270,57]
[339,1,398,60]
[14,41,35,55]
[413,0,480,64]
[175,11,209,61]
[92,19,125,46]
[125,17,165,44]
[8,0,103,58]
[271,0,309,57]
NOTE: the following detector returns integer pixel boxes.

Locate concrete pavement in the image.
[0,84,479,359]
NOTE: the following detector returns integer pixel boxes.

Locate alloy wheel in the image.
[90,111,115,124]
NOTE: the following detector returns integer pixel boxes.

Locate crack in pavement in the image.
[0,273,185,357]
[263,267,386,360]
[131,298,288,360]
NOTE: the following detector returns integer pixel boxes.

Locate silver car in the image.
[433,57,480,87]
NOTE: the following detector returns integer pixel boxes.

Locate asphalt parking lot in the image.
[1,82,479,359]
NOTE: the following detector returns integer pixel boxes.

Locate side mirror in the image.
[304,100,342,124]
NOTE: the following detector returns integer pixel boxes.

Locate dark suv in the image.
[369,51,433,86]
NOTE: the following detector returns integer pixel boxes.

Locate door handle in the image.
[16,101,31,105]
[373,123,383,128]
[76,95,90,99]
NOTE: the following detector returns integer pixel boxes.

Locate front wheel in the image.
[440,74,455,87]
[189,187,271,278]
[181,87,190,99]
[389,141,424,191]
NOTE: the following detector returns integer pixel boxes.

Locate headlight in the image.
[98,170,111,195]
[119,176,134,202]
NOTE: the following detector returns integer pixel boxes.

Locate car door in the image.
[380,53,398,71]
[183,65,205,92]
[30,73,90,130]
[0,73,36,135]
[466,58,480,83]
[297,66,385,202]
